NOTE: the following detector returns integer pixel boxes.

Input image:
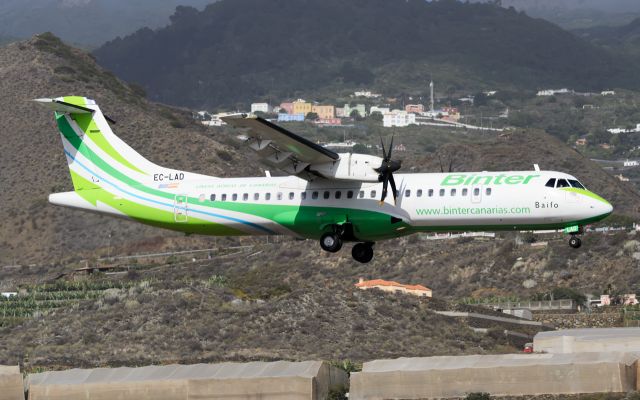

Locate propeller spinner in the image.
[374,135,402,205]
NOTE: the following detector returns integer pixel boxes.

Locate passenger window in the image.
[556,179,570,188]
[417,189,422,197]
[335,191,342,199]
[568,179,585,189]
[451,189,456,196]
[312,191,319,199]
[462,188,468,196]
[347,191,354,199]
[254,193,259,201]
[232,194,238,201]
[301,192,307,200]
[265,193,271,200]
[277,192,283,200]
[428,189,434,197]
[473,188,480,196]
[221,194,227,201]
[242,193,248,201]
[371,190,377,198]
[545,178,556,188]
[323,191,330,199]
[439,189,445,196]
[405,189,411,197]
[359,190,365,198]
[486,188,492,195]
[289,192,294,200]
[210,194,216,201]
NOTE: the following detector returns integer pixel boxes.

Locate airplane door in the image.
[174,194,188,222]
[471,185,482,204]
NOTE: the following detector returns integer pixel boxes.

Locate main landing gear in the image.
[319,225,375,263]
[352,242,374,264]
[569,235,582,249]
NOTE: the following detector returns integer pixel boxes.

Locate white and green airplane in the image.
[37,96,613,263]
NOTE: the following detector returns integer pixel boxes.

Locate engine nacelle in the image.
[309,153,383,182]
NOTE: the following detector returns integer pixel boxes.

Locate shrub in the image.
[466,392,492,400]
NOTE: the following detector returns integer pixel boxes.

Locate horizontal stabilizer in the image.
[33,98,94,114]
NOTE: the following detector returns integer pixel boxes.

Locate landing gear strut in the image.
[352,242,374,264]
[569,235,582,249]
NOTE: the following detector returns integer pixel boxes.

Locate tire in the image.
[569,236,582,249]
[320,232,342,253]
[352,243,374,263]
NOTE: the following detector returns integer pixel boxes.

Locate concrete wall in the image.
[534,328,640,354]
[350,353,640,399]
[27,361,348,400]
[0,365,24,400]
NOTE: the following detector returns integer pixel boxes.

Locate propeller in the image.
[374,134,402,205]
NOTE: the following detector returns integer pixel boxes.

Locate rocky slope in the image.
[0,33,257,265]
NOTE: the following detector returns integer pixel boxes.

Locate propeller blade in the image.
[380,175,389,204]
[379,136,386,160]
[389,174,398,204]
[388,133,395,159]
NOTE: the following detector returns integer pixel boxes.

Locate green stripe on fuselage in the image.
[71,172,246,236]
[71,113,146,175]
[561,187,611,205]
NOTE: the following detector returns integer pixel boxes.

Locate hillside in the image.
[1,34,639,266]
[92,0,639,110]
[573,18,640,58]
[0,0,214,48]
[0,33,258,265]
[488,0,640,29]
[2,35,640,372]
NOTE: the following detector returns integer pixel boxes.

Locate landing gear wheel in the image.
[569,235,582,249]
[320,232,342,253]
[352,243,374,263]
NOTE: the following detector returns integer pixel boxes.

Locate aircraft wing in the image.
[221,115,340,177]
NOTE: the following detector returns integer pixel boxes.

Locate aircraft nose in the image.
[594,197,613,217]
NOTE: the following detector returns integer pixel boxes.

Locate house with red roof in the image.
[355,278,432,298]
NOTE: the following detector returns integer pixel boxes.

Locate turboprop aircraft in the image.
[37,96,613,263]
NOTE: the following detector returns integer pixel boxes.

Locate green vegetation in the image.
[532,287,587,306]
[93,0,639,110]
[466,393,492,400]
[0,280,137,327]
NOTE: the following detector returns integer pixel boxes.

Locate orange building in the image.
[312,105,335,119]
[355,278,432,297]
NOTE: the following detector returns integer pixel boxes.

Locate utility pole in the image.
[429,76,435,113]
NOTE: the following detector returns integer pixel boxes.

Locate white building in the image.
[537,88,572,96]
[624,160,639,167]
[251,103,272,114]
[352,90,381,98]
[383,110,416,127]
[370,106,390,115]
[601,90,616,96]
[608,123,640,134]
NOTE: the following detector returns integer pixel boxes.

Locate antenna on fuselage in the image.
[533,164,540,171]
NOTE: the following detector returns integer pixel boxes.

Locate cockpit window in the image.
[545,178,556,188]
[568,179,585,189]
[556,179,570,188]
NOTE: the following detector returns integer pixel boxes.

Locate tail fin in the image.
[35,96,158,191]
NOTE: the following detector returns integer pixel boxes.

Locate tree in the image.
[369,111,383,122]
[473,92,488,107]
[352,143,370,154]
[305,112,318,120]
